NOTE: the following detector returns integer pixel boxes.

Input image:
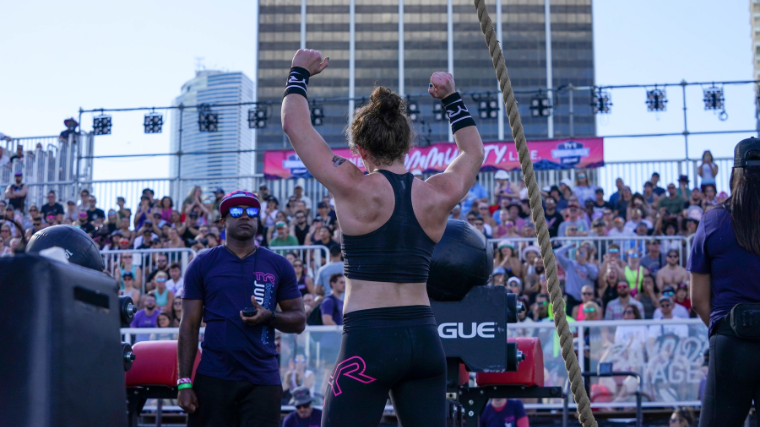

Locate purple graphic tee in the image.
[184,245,300,385]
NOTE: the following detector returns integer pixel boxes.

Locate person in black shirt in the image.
[76,211,95,236]
[4,171,27,212]
[40,191,64,221]
[314,226,339,253]
[591,188,613,218]
[291,211,310,245]
[86,196,106,224]
[543,196,564,238]
[182,212,200,245]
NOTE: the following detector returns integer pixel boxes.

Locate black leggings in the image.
[700,321,760,427]
[322,305,446,427]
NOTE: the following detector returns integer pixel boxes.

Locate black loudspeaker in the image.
[0,254,127,427]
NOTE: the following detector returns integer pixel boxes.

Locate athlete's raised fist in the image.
[428,72,456,100]
[291,49,329,77]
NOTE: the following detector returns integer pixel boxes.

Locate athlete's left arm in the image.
[281,49,364,198]
[691,272,711,326]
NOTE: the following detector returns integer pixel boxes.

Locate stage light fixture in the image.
[646,87,667,112]
[93,114,112,135]
[198,104,219,132]
[433,103,445,121]
[143,112,163,134]
[703,85,725,112]
[248,107,269,129]
[310,103,324,127]
[407,98,419,122]
[591,88,612,114]
[474,94,498,120]
[530,92,552,118]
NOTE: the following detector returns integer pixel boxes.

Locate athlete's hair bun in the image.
[369,87,403,116]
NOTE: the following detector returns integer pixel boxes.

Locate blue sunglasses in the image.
[228,206,259,218]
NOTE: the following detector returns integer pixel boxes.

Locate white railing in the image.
[268,244,328,276]
[122,318,708,411]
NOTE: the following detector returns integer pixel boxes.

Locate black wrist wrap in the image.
[284,67,310,99]
[441,92,476,133]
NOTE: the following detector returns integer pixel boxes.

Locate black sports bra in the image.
[341,170,436,283]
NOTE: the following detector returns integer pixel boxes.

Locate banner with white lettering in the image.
[263,138,604,179]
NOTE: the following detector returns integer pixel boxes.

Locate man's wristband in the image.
[284,67,310,99]
[177,378,192,385]
[177,383,192,390]
[441,92,476,133]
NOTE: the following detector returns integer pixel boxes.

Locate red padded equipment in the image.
[459,364,469,385]
[476,337,544,387]
[125,340,201,388]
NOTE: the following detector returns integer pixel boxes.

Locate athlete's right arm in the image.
[425,72,485,210]
[177,299,203,413]
[281,49,364,198]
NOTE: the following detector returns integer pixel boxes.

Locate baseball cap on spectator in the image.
[111,230,123,237]
[506,277,522,287]
[659,294,673,303]
[78,211,88,218]
[122,272,134,280]
[678,175,689,183]
[14,171,22,176]
[219,190,261,217]
[595,188,604,194]
[687,209,702,222]
[411,169,423,177]
[677,282,688,290]
[275,221,287,228]
[591,219,605,228]
[493,267,506,276]
[646,238,660,245]
[67,200,75,206]
[498,240,515,250]
[560,178,573,189]
[521,246,540,260]
[317,201,327,209]
[494,170,509,180]
[662,285,676,295]
[215,187,225,194]
[733,136,760,167]
[290,386,313,407]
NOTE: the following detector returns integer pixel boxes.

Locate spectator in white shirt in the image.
[653,289,689,319]
[166,262,184,296]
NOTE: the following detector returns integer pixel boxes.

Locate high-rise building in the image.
[254,0,594,170]
[170,70,254,195]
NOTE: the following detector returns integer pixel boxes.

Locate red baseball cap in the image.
[219,190,261,217]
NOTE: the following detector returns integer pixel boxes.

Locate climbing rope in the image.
[472,1,598,426]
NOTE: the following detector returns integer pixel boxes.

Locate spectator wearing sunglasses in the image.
[282,387,322,427]
[532,294,550,321]
[604,279,644,320]
[573,171,597,204]
[572,285,596,320]
[656,250,688,291]
[178,191,304,425]
[653,286,689,319]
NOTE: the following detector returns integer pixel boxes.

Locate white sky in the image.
[0,0,754,181]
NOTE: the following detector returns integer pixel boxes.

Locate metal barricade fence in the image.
[121,318,707,413]
[102,248,194,294]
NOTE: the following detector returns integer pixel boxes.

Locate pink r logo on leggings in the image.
[328,356,376,397]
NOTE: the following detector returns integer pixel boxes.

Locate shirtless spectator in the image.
[656,250,689,290]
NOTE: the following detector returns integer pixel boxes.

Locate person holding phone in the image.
[177,190,305,427]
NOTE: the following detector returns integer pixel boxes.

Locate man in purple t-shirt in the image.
[320,273,345,326]
[177,191,306,427]
[129,294,159,343]
[479,398,529,427]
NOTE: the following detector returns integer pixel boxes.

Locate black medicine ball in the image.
[26,225,104,272]
[427,219,493,301]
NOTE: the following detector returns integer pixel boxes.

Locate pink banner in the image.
[264,138,604,179]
